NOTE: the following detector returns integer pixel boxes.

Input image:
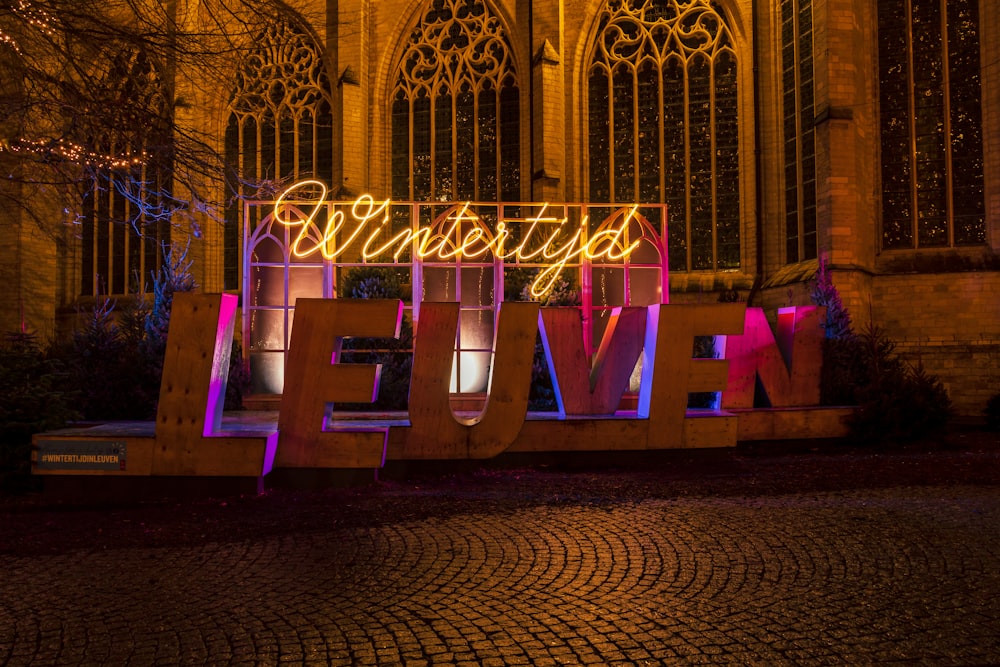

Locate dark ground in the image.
[2,429,997,557]
[3,429,1000,665]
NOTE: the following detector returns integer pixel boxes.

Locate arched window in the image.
[391,0,520,203]
[877,0,985,249]
[243,201,331,395]
[224,18,334,290]
[588,0,739,272]
[781,0,817,263]
[80,52,171,296]
[390,0,521,395]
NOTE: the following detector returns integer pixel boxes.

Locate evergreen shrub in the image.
[810,260,952,443]
[847,325,952,443]
[0,334,79,493]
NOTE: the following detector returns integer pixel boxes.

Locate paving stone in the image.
[2,443,1000,665]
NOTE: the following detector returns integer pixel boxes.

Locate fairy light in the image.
[2,1,148,170]
[0,31,22,55]
[17,0,56,35]
[1,0,58,54]
[0,138,147,170]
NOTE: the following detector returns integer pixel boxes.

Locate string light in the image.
[0,31,21,54]
[0,138,147,170]
[1,0,58,54]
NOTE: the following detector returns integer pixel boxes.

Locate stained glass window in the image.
[391,0,520,204]
[390,0,519,393]
[80,52,171,297]
[588,0,740,272]
[781,0,817,263]
[877,0,985,250]
[224,19,334,290]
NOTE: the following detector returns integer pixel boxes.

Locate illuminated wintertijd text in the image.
[272,180,648,298]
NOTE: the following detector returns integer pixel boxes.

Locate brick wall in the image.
[871,272,1000,417]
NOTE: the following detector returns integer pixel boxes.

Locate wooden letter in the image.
[276,298,402,468]
[407,301,538,458]
[639,304,745,448]
[154,293,278,477]
[539,306,646,415]
[722,306,824,408]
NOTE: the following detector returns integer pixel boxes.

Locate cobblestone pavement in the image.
[2,438,1000,666]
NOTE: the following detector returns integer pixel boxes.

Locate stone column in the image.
[813,0,878,326]
[527,0,565,203]
[336,0,370,195]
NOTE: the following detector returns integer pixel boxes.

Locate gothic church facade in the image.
[4,0,998,416]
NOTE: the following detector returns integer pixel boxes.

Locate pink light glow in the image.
[203,294,239,437]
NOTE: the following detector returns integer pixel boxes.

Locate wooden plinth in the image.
[31,294,278,499]
[732,407,854,442]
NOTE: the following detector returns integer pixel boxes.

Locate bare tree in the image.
[0,0,323,240]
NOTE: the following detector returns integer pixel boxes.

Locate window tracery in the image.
[389,0,520,393]
[588,0,740,272]
[391,0,520,204]
[224,18,334,290]
[80,51,171,296]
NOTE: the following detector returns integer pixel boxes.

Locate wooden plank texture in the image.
[405,302,468,457]
[404,301,538,459]
[641,304,745,449]
[154,293,278,476]
[539,306,645,415]
[466,301,539,458]
[276,298,401,468]
[733,407,853,441]
[722,306,824,408]
[154,292,235,473]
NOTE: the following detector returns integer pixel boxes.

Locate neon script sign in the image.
[273,180,644,297]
